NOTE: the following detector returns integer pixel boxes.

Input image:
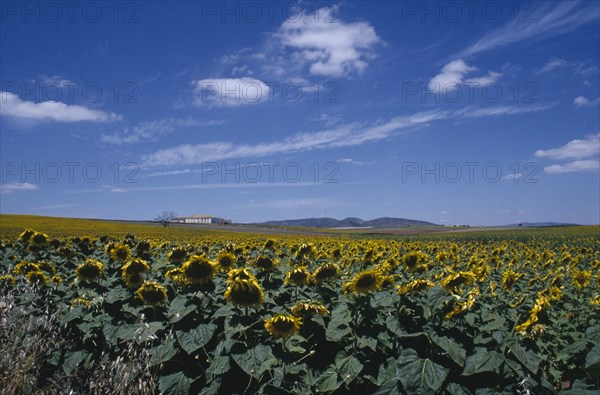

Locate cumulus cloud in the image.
[535,134,600,160]
[275,6,381,77]
[428,60,500,93]
[0,91,121,122]
[544,160,600,173]
[192,78,270,106]
[0,182,39,194]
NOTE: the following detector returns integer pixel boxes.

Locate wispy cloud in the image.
[0,182,39,194]
[0,91,121,123]
[275,5,382,77]
[535,133,600,160]
[458,1,599,58]
[34,203,80,210]
[536,57,599,76]
[535,57,570,74]
[337,158,374,166]
[574,96,600,108]
[100,117,222,145]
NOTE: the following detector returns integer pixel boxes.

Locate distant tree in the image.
[155,211,176,228]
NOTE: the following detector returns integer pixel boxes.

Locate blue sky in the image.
[1,0,599,225]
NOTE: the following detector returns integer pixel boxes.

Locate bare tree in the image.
[155,211,176,227]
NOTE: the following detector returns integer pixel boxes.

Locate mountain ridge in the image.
[257,216,438,228]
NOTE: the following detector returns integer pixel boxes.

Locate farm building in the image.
[173,214,231,225]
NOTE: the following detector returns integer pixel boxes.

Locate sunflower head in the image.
[136,281,168,306]
[37,261,57,275]
[26,270,47,286]
[71,297,91,308]
[264,314,302,338]
[252,255,277,272]
[501,269,522,291]
[224,278,265,308]
[181,255,217,285]
[13,261,40,276]
[285,266,311,286]
[57,246,75,258]
[291,301,329,317]
[121,258,151,277]
[110,243,131,262]
[227,267,256,283]
[296,243,316,259]
[30,232,49,246]
[402,251,427,272]
[396,279,434,296]
[135,240,153,253]
[125,273,145,289]
[344,269,383,294]
[312,263,340,284]
[75,259,105,282]
[572,270,591,290]
[167,247,188,264]
[19,229,35,242]
[440,271,476,291]
[0,274,16,286]
[215,252,237,271]
[51,275,62,285]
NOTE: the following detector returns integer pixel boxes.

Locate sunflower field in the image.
[0,224,599,394]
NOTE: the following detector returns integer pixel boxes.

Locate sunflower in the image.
[37,261,57,276]
[30,232,49,246]
[296,243,315,259]
[572,270,591,290]
[51,275,63,285]
[19,229,35,242]
[125,273,145,289]
[110,243,131,263]
[285,267,311,286]
[443,287,479,320]
[264,314,302,338]
[75,259,105,282]
[121,258,150,277]
[227,268,256,283]
[135,240,153,254]
[501,269,522,291]
[136,281,168,306]
[13,261,39,275]
[215,251,237,271]
[440,271,476,291]
[71,297,91,308]
[344,269,383,294]
[26,270,47,286]
[181,255,217,285]
[291,301,329,317]
[312,263,340,284]
[0,274,16,286]
[396,279,434,296]
[104,241,116,256]
[380,275,396,288]
[224,278,265,308]
[252,255,277,272]
[167,247,188,264]
[57,246,75,258]
[402,251,427,273]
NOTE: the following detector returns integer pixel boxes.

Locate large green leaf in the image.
[149,337,178,367]
[430,333,466,367]
[232,344,277,379]
[335,351,364,385]
[168,295,197,323]
[326,319,351,341]
[463,348,504,376]
[585,345,600,377]
[508,342,541,374]
[315,370,341,393]
[176,324,217,355]
[62,350,87,375]
[159,371,192,395]
[206,355,230,377]
[397,348,448,394]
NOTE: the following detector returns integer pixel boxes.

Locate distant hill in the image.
[258,217,438,228]
[501,222,581,228]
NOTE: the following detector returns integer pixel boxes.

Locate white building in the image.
[173,214,231,225]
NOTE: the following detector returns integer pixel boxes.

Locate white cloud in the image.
[275,6,381,77]
[192,78,270,106]
[40,75,77,88]
[337,158,373,166]
[574,96,600,107]
[0,182,39,194]
[454,103,554,118]
[428,60,500,93]
[0,91,121,122]
[535,134,600,159]
[458,1,599,58]
[544,160,600,174]
[100,117,222,145]
[536,57,569,74]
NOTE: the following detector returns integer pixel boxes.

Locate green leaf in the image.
[386,316,405,338]
[425,286,449,318]
[232,344,276,379]
[330,302,351,323]
[463,348,504,376]
[159,371,192,395]
[335,351,364,385]
[149,337,178,367]
[586,326,600,344]
[371,292,395,308]
[357,336,378,351]
[315,370,341,393]
[176,324,217,355]
[103,287,130,304]
[585,345,600,377]
[326,320,351,341]
[430,333,466,367]
[508,342,541,374]
[206,355,230,377]
[558,339,588,360]
[63,350,87,375]
[445,382,473,395]
[397,348,449,394]
[168,295,197,323]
